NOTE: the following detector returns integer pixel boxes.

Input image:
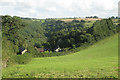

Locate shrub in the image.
[7,53,32,66]
[63,48,70,52]
[81,20,86,22]
[27,46,38,57]
[17,53,32,64]
[34,52,70,57]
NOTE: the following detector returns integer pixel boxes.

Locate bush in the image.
[81,20,86,22]
[17,53,32,64]
[27,46,38,57]
[7,53,32,66]
[34,52,70,57]
[63,48,70,52]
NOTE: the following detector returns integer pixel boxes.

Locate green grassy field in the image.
[3,34,118,78]
[84,20,96,28]
[112,19,118,25]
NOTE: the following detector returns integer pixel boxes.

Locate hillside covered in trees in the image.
[42,19,117,51]
[2,15,119,67]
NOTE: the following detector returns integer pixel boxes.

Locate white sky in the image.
[0,0,119,19]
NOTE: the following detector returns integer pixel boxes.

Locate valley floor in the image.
[2,34,118,78]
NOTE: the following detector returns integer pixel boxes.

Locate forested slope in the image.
[18,19,47,47]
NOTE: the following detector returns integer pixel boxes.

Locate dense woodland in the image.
[42,19,117,51]
[2,15,119,67]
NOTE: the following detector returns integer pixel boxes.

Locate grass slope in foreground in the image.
[3,34,118,78]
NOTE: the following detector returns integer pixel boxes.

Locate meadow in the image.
[2,34,118,78]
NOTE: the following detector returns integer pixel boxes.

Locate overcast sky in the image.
[0,0,119,19]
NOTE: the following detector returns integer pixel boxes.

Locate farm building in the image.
[55,46,62,52]
[35,47,44,52]
[17,48,27,55]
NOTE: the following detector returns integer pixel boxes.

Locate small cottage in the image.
[21,49,27,55]
[17,48,27,55]
[55,46,62,52]
[35,47,44,52]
